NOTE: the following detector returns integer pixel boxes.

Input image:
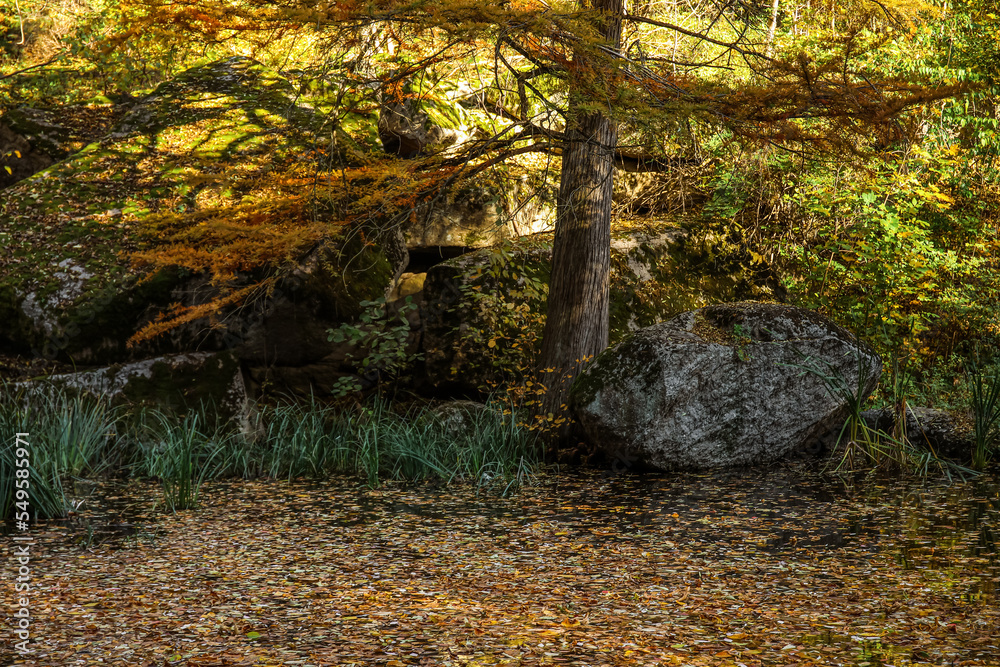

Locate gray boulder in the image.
[863,406,973,460]
[14,351,251,426]
[569,302,882,470]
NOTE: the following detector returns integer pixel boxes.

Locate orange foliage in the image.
[112,0,965,347]
[129,282,273,346]
[126,152,472,345]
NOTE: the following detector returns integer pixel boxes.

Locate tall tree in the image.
[111,0,965,419]
[537,0,623,420]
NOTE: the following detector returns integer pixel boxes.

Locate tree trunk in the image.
[537,0,623,434]
[766,0,780,58]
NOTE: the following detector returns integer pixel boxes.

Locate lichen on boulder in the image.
[569,302,882,470]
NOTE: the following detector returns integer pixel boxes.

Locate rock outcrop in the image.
[15,351,250,425]
[420,228,783,392]
[569,302,882,470]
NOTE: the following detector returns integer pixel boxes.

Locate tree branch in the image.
[623,13,772,63]
[0,53,65,81]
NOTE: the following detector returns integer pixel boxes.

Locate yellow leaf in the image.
[13,150,21,158]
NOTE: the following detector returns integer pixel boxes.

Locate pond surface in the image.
[8,463,1000,666]
[303,466,999,588]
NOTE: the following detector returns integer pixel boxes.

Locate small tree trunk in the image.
[766,0,780,58]
[537,0,623,437]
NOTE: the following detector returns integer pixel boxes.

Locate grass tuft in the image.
[1,385,540,520]
[0,383,118,520]
[967,356,1000,471]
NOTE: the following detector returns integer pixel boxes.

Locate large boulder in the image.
[0,57,404,376]
[14,351,250,425]
[569,302,882,470]
[420,226,783,392]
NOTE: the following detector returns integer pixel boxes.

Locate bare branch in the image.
[0,53,65,81]
[623,12,773,63]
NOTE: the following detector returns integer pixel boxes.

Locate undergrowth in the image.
[792,353,989,480]
[0,386,539,520]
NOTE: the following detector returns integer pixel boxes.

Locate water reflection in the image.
[329,465,1000,595]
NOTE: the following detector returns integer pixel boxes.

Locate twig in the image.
[0,53,65,81]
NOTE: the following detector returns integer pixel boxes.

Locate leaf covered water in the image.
[9,465,999,666]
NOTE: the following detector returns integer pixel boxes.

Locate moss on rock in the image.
[569,302,882,470]
[19,351,249,423]
[422,222,784,392]
[0,57,392,364]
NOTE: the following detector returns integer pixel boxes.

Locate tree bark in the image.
[537,0,623,433]
[766,0,780,58]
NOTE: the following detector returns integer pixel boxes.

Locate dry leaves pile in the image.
[6,466,999,666]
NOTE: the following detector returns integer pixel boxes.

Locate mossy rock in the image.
[16,351,250,424]
[421,222,784,393]
[0,57,399,365]
[569,302,882,470]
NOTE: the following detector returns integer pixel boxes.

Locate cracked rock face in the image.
[569,302,882,470]
[17,351,251,427]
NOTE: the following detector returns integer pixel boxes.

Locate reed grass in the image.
[133,410,220,511]
[967,357,1000,471]
[788,352,975,478]
[1,383,540,520]
[0,384,118,519]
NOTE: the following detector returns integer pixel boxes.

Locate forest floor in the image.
[5,464,999,666]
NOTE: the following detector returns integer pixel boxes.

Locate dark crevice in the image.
[406,246,473,273]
